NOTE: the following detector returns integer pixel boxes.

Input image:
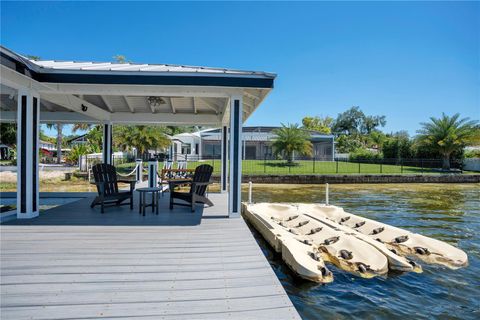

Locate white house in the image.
[171,126,335,161]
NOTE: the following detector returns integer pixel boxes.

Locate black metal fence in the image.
[89,155,465,175]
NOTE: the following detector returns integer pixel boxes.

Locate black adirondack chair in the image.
[90,163,135,213]
[169,164,214,212]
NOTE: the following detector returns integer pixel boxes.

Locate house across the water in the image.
[170,126,335,161]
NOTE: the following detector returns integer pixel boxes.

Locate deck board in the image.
[0,192,300,320]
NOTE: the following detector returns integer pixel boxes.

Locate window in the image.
[181,143,191,154]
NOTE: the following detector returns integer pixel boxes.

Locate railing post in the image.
[421,159,424,174]
[325,183,329,205]
[401,159,404,174]
[358,161,361,174]
[148,159,158,188]
[336,160,339,174]
[380,161,383,174]
[313,156,316,174]
[264,155,266,174]
[248,181,253,204]
[136,159,143,183]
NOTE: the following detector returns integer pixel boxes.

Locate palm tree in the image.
[272,123,313,164]
[417,113,479,170]
[46,123,64,164]
[114,125,171,158]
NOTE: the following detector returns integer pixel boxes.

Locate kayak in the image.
[243,203,390,279]
[242,203,333,283]
[299,203,468,269]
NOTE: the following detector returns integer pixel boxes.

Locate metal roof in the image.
[1,46,275,78]
[0,46,276,126]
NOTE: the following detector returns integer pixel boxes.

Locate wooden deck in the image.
[0,192,300,320]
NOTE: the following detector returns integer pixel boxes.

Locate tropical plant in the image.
[65,144,89,164]
[272,123,313,163]
[302,116,333,134]
[114,125,171,157]
[45,123,65,164]
[416,113,479,170]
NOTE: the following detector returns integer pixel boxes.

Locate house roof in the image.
[201,126,334,137]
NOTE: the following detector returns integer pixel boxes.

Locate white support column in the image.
[220,125,228,193]
[102,122,113,164]
[136,159,143,183]
[228,95,243,217]
[148,160,158,188]
[17,89,40,219]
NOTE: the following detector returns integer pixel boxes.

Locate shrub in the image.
[464,149,480,158]
[349,148,383,161]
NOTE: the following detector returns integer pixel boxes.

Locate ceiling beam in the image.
[0,111,99,123]
[170,97,177,114]
[123,96,135,113]
[192,97,197,114]
[100,96,114,113]
[43,83,243,98]
[41,93,111,121]
[198,97,220,115]
[110,112,220,126]
[244,91,260,101]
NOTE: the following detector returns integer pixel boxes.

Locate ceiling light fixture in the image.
[147,96,166,108]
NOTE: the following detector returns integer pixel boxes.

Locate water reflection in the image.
[242,183,480,320]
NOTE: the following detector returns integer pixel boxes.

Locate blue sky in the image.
[1,1,478,137]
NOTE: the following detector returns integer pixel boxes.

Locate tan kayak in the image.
[300,203,468,269]
[242,204,333,283]
[244,203,389,279]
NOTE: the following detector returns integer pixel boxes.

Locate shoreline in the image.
[212,174,480,184]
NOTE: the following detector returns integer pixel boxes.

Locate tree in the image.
[335,134,363,153]
[383,131,414,161]
[302,116,333,134]
[416,113,479,170]
[0,123,16,145]
[45,123,65,164]
[272,123,313,163]
[114,125,171,157]
[332,106,365,135]
[332,106,386,135]
[361,115,386,134]
[113,55,129,64]
[72,123,92,133]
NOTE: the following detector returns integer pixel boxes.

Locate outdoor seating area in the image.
[1,191,300,319]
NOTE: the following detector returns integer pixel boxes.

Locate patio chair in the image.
[169,164,213,212]
[90,163,135,213]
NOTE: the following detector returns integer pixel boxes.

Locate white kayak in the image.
[300,203,468,269]
[244,203,390,279]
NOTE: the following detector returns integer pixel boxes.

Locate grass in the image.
[115,159,471,175]
[181,160,455,175]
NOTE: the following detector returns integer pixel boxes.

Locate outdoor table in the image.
[136,187,161,216]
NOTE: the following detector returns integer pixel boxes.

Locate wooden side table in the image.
[136,187,161,216]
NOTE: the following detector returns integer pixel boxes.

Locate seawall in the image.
[212,174,480,184]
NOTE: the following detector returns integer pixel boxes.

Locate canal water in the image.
[243,183,479,320]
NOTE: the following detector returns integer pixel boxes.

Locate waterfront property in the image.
[0,46,305,319]
[171,126,335,161]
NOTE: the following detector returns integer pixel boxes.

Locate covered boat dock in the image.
[0,46,301,319]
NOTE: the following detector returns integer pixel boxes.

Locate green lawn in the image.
[117,160,455,175]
